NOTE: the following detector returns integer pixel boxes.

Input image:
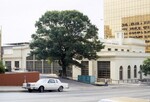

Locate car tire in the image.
[38,86,44,92]
[58,86,63,92]
[28,89,32,92]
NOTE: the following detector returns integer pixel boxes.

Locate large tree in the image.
[30,10,104,77]
[141,58,150,76]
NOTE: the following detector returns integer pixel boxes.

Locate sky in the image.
[0,0,104,45]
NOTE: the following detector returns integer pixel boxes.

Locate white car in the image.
[22,78,69,92]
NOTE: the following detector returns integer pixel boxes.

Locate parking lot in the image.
[0,78,150,102]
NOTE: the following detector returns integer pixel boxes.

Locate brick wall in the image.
[0,72,39,86]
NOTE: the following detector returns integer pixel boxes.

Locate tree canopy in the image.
[30,10,104,76]
[141,58,150,76]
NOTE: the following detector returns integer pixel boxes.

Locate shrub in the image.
[0,60,5,74]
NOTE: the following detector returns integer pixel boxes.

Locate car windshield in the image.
[36,79,48,83]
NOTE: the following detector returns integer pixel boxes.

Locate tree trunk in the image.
[62,65,67,78]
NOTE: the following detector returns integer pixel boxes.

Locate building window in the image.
[127,66,131,79]
[139,65,143,79]
[115,49,118,51]
[97,61,110,78]
[134,65,137,78]
[108,48,111,51]
[43,61,51,73]
[121,49,124,51]
[119,66,123,80]
[81,61,89,75]
[127,49,130,52]
[5,61,11,71]
[26,61,33,71]
[53,61,62,75]
[15,61,19,68]
[35,61,42,73]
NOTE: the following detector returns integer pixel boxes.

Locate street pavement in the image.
[0,83,150,102]
[0,79,150,102]
[0,73,150,92]
[0,78,149,92]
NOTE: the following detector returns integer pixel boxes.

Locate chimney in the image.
[115,31,124,45]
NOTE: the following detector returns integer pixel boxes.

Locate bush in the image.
[0,61,5,74]
[5,68,8,72]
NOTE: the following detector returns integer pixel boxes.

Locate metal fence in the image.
[96,78,150,84]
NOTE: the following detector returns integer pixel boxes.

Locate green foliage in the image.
[141,58,150,76]
[30,10,104,76]
[0,61,5,74]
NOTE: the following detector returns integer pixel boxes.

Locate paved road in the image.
[0,78,150,102]
[0,86,150,102]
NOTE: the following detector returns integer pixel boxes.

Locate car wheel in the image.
[58,86,63,92]
[38,86,44,92]
[28,89,32,92]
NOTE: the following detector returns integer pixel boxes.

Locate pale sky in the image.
[0,0,104,45]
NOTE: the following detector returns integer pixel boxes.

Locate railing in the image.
[112,79,139,84]
[96,78,150,84]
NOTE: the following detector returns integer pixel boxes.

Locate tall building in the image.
[104,0,150,52]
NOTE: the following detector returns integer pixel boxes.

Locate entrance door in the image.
[97,61,110,78]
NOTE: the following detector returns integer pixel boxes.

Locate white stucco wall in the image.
[72,37,150,83]
[89,60,94,76]
[3,45,30,71]
[72,66,81,80]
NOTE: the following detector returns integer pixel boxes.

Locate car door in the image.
[45,79,56,90]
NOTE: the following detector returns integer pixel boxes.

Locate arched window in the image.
[139,65,143,79]
[119,66,123,80]
[127,66,131,79]
[134,65,137,78]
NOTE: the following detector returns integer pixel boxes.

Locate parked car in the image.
[22,78,69,92]
[98,97,148,102]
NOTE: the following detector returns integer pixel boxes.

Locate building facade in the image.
[2,43,31,72]
[2,34,150,83]
[104,0,150,52]
[2,42,72,77]
[73,32,150,83]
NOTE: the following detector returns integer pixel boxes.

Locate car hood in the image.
[27,82,36,84]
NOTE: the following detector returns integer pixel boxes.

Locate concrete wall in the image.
[0,72,39,86]
[110,57,143,84]
[72,66,81,80]
[72,55,150,84]
[3,45,30,71]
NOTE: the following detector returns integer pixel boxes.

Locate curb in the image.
[0,90,26,92]
[0,86,26,92]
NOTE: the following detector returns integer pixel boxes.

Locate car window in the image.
[36,79,48,83]
[55,80,58,83]
[48,79,55,83]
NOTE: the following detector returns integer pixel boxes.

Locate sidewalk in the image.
[0,86,26,92]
